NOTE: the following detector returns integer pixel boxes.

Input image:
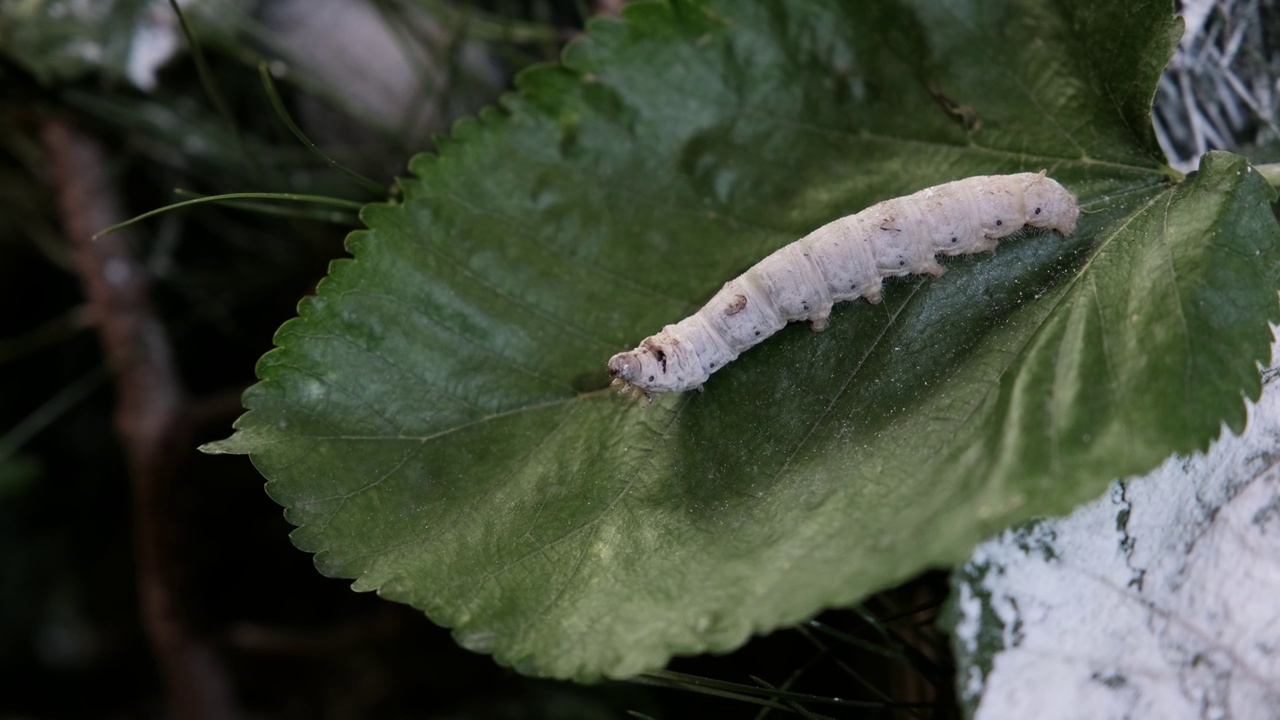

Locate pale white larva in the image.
[607,171,1078,400]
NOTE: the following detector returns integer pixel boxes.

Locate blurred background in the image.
[1,0,1275,717]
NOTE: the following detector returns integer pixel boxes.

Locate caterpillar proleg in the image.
[607,172,1078,401]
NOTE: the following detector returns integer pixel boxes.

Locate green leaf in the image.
[204,0,1280,680]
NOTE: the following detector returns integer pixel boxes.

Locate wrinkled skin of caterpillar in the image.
[608,172,1079,401]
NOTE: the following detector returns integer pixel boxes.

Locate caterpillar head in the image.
[607,345,666,400]
[1022,173,1079,236]
[608,331,706,400]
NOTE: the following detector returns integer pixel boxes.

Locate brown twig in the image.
[40,117,238,720]
[592,0,626,15]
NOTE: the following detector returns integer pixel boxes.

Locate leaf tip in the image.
[198,434,246,456]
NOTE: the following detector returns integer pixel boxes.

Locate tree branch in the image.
[40,117,238,720]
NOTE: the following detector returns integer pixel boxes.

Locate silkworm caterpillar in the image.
[607,171,1078,401]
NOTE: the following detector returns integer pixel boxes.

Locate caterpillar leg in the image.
[808,303,833,332]
[862,276,885,304]
[921,258,947,277]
